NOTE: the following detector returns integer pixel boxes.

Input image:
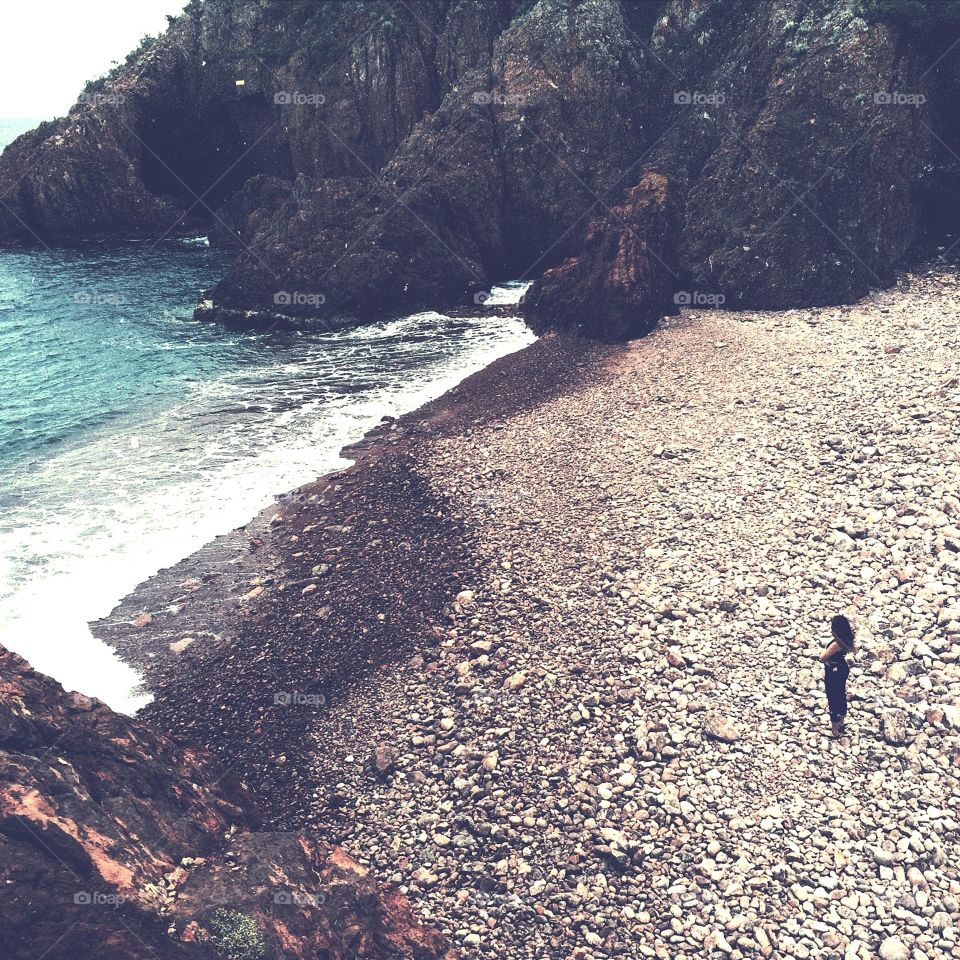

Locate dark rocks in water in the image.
[0,645,452,960]
[0,0,958,335]
[522,171,681,340]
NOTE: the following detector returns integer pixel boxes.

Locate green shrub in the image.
[205,909,268,960]
[81,33,157,96]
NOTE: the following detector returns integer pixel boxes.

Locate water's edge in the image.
[68,297,535,713]
[1,252,533,711]
[91,324,544,714]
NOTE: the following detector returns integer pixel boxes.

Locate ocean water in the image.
[0,224,534,712]
[0,117,46,150]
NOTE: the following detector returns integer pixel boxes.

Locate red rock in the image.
[0,645,453,960]
[522,172,682,341]
[371,743,397,779]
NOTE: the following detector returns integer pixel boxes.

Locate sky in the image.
[0,0,190,119]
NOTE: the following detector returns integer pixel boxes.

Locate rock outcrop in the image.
[521,171,681,339]
[0,646,452,960]
[0,0,957,335]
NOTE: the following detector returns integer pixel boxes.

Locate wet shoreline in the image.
[92,334,612,824]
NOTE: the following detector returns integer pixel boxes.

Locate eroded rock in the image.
[522,171,682,340]
[0,646,451,960]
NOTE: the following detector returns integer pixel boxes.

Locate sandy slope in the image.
[308,270,960,960]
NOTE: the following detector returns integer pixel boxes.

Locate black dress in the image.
[823,647,850,723]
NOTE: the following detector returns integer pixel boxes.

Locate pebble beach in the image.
[101,268,960,960]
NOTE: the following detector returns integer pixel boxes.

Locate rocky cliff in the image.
[0,0,957,334]
[0,646,453,960]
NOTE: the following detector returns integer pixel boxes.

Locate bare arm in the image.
[820,640,842,662]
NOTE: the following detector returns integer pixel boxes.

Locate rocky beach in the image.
[4,1,960,957]
[89,266,960,959]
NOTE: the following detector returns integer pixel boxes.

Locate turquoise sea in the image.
[0,118,534,710]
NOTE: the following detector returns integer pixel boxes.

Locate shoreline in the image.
[92,333,614,822]
[61,269,960,957]
[0,280,529,715]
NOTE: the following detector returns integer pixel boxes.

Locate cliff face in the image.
[0,646,452,960]
[522,171,683,339]
[0,0,955,333]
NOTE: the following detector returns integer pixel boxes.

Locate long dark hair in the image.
[831,614,856,652]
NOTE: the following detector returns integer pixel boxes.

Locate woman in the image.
[820,615,855,737]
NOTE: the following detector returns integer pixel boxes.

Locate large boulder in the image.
[521,171,682,339]
[202,75,507,323]
[0,646,452,960]
[662,0,933,309]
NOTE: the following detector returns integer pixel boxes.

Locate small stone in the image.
[882,710,914,746]
[371,744,397,778]
[704,714,741,743]
[931,912,952,932]
[873,848,896,868]
[666,647,687,668]
[411,867,438,888]
[705,929,734,954]
[878,936,909,960]
[168,638,194,654]
[504,671,527,690]
[938,604,960,626]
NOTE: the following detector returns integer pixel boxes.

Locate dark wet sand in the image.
[93,334,612,825]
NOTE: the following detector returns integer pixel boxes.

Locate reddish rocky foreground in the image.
[0,646,453,960]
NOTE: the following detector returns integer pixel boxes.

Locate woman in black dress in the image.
[820,615,855,737]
